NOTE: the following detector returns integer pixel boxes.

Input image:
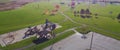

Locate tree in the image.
[86,9,92,18]
[117,13,120,19]
[94,13,98,19]
[117,13,120,23]
[80,9,85,18]
[80,24,90,39]
[73,11,77,16]
[80,9,85,14]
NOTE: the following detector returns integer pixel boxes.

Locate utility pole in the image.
[89,32,94,50]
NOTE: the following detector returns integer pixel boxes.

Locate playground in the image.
[0,22,61,47]
[0,0,120,50]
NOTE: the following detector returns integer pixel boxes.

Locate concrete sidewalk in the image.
[43,32,120,50]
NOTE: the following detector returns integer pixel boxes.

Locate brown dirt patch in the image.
[0,0,37,11]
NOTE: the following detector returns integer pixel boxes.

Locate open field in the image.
[0,0,120,50]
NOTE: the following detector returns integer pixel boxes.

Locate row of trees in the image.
[74,9,92,18]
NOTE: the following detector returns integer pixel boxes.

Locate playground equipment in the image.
[71,0,76,9]
[55,4,60,11]
[23,19,56,41]
[43,5,60,16]
[43,9,50,15]
[0,19,58,47]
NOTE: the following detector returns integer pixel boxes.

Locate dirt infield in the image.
[0,0,38,11]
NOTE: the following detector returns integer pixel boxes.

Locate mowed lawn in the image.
[0,1,120,50]
[63,3,120,40]
[0,2,65,34]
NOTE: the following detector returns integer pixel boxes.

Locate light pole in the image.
[49,31,56,50]
[89,32,94,50]
[88,0,90,8]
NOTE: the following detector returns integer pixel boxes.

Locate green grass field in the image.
[0,0,120,50]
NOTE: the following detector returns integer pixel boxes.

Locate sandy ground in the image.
[0,24,61,47]
[43,32,120,50]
